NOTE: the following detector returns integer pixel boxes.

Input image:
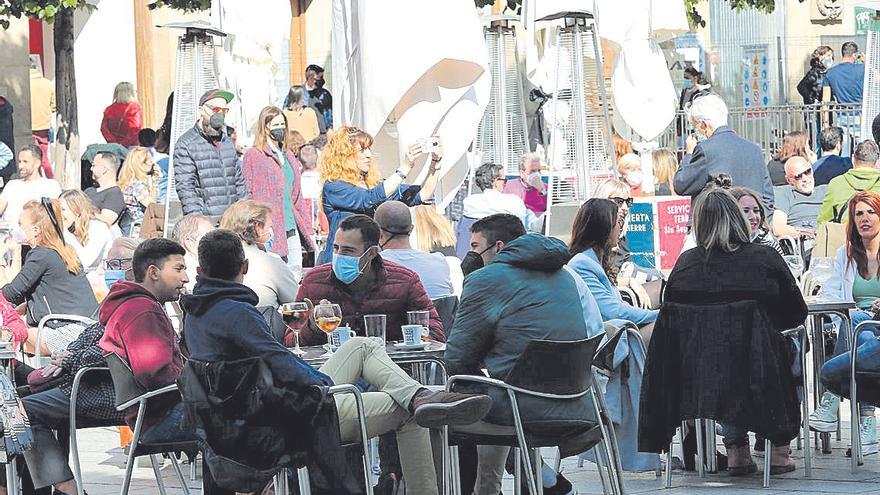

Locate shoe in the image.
[726,445,757,476]
[809,392,840,433]
[543,473,574,495]
[411,390,492,428]
[860,415,879,457]
[769,445,796,475]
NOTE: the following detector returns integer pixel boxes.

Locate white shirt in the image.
[64,220,113,272]
[0,178,61,224]
[461,189,539,231]
[380,248,455,299]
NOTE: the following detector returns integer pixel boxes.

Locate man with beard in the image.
[173,89,247,220]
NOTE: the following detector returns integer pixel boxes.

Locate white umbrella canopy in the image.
[332,0,491,208]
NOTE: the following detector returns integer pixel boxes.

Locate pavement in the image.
[66,419,880,494]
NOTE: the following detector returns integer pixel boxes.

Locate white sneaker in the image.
[860,415,879,457]
[809,392,840,433]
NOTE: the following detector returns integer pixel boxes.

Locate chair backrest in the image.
[454,217,477,259]
[503,333,605,396]
[594,323,626,372]
[105,352,148,408]
[257,305,287,344]
[431,295,459,334]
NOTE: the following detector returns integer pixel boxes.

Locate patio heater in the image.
[860,9,880,142]
[544,13,616,240]
[159,22,226,236]
[474,15,531,176]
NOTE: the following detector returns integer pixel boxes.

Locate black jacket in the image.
[797,66,826,105]
[638,244,807,452]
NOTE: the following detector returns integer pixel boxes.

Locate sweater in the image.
[817,167,880,224]
[100,102,143,148]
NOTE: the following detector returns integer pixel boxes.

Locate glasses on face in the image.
[205,105,229,114]
[609,196,634,208]
[792,168,812,181]
[105,258,133,271]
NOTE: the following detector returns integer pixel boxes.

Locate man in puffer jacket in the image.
[173,89,247,220]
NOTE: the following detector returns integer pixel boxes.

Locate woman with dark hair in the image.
[797,45,833,105]
[766,131,816,186]
[811,191,880,457]
[658,187,806,475]
[567,198,658,343]
[677,67,711,139]
[729,186,785,256]
[242,106,316,278]
[283,85,323,141]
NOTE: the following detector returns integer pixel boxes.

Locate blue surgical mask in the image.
[104,270,126,290]
[332,250,371,284]
[683,79,693,89]
[260,229,275,251]
[822,58,833,69]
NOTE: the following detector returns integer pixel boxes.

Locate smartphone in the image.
[420,137,439,154]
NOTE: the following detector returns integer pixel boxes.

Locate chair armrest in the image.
[447,374,589,400]
[781,325,806,338]
[70,367,110,427]
[116,383,180,411]
[35,315,97,359]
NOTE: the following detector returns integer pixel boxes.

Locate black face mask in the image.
[460,244,496,277]
[269,128,286,145]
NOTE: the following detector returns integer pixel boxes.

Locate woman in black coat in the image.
[796,46,833,105]
[646,187,807,476]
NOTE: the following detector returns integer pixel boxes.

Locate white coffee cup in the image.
[331,327,356,347]
[401,324,429,346]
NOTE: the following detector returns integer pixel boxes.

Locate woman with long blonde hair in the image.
[100,81,143,147]
[118,146,158,236]
[653,148,679,196]
[0,198,98,354]
[60,189,113,271]
[319,126,443,263]
[412,205,463,296]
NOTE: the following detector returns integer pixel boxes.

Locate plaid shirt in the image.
[57,322,125,424]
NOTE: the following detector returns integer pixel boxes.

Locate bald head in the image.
[784,156,815,194]
[375,201,413,248]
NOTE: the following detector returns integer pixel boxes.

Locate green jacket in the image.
[817,167,880,223]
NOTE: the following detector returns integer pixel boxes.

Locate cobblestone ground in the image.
[70,421,880,495]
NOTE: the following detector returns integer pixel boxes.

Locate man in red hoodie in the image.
[98,237,189,442]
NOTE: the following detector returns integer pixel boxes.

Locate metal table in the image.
[804,296,856,453]
[298,341,447,378]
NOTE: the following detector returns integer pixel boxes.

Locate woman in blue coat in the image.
[567,198,659,344]
[319,126,442,263]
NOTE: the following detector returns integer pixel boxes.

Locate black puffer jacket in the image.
[173,123,247,219]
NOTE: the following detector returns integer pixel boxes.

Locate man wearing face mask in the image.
[674,93,773,222]
[296,214,443,345]
[450,213,604,495]
[304,64,333,130]
[173,89,248,220]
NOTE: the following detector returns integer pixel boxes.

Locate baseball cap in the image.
[199,89,234,106]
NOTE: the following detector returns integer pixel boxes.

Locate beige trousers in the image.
[319,337,438,495]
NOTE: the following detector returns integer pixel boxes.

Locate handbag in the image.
[814,200,850,258]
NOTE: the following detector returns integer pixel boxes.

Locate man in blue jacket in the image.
[181,229,491,495]
[674,93,774,218]
[447,213,604,495]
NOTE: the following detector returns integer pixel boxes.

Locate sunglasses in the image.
[791,168,812,181]
[41,197,66,245]
[205,105,229,114]
[609,196,634,208]
[105,258,133,271]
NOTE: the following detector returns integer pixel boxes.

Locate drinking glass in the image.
[279,302,310,356]
[783,254,804,281]
[314,303,343,357]
[407,310,430,341]
[364,314,387,346]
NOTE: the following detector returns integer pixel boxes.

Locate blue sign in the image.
[626,202,655,269]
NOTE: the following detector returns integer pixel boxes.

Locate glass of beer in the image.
[315,303,343,356]
[279,302,310,355]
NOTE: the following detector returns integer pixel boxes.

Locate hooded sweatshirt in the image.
[817,167,880,224]
[181,276,331,388]
[445,233,601,423]
[98,281,183,428]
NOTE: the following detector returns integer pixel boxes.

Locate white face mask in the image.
[625,171,643,187]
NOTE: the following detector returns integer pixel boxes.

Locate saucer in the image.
[393,341,430,350]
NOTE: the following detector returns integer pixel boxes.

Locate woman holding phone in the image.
[319,126,442,264]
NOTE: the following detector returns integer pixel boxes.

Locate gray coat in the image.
[173,123,247,219]
[674,126,774,215]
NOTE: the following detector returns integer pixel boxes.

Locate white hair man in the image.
[674,94,774,218]
[503,152,547,215]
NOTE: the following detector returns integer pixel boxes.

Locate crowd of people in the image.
[0,40,878,495]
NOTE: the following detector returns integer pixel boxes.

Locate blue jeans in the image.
[139,402,196,445]
[822,310,880,414]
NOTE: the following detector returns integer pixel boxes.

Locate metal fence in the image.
[656,103,864,159]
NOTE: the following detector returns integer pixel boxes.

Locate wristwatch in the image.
[394,168,408,179]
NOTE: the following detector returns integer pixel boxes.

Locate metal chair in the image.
[33,315,95,366]
[442,335,624,495]
[68,366,117,495]
[848,319,880,472]
[105,353,197,495]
